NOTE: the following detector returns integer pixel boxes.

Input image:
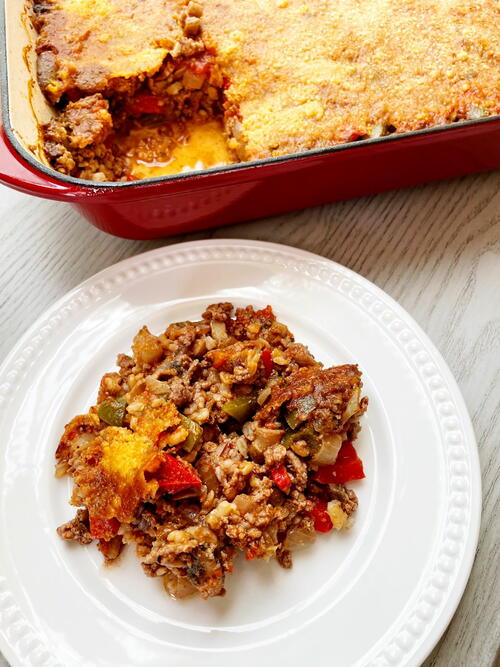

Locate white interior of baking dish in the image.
[5,0,53,166]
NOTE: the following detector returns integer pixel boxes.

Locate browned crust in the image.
[257,364,364,434]
[32,0,204,103]
[202,0,500,160]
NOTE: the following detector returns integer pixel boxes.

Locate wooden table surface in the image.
[0,172,498,667]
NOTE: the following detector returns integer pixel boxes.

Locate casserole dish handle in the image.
[0,127,80,199]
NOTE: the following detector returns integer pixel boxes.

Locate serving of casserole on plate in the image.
[55,302,367,599]
[31,0,500,181]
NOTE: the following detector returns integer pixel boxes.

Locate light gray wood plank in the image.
[0,170,498,667]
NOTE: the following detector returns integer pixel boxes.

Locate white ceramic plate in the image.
[0,240,480,667]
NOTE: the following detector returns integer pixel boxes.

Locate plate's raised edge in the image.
[0,239,481,667]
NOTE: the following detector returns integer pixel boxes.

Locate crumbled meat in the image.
[276,547,292,569]
[202,302,234,322]
[63,95,112,149]
[285,450,308,491]
[216,458,253,501]
[41,95,122,178]
[97,372,123,402]
[264,444,287,468]
[143,524,225,598]
[330,484,359,516]
[167,377,193,407]
[286,343,318,367]
[56,509,93,545]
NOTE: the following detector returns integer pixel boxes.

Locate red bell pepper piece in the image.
[186,53,213,76]
[261,348,273,376]
[156,453,202,494]
[245,546,259,560]
[307,499,333,533]
[89,516,120,540]
[313,440,365,485]
[335,440,359,462]
[128,93,165,115]
[271,464,291,493]
[347,131,362,142]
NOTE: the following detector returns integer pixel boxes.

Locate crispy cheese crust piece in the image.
[71,426,160,522]
[129,390,189,445]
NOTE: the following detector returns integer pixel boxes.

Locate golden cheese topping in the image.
[72,426,160,522]
[99,427,157,478]
[34,0,199,102]
[201,0,500,160]
[130,391,188,446]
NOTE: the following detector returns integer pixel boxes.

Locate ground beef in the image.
[56,509,92,545]
[202,302,233,322]
[62,95,113,149]
[41,94,124,179]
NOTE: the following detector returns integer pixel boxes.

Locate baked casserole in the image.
[32,0,500,181]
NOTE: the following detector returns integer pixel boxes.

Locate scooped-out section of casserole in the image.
[32,0,500,181]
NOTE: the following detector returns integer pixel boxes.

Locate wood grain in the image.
[0,170,499,667]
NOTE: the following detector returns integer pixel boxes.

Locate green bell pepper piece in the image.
[285,410,301,430]
[282,426,318,450]
[97,396,126,426]
[222,396,257,423]
[180,415,203,452]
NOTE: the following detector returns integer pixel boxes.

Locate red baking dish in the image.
[1,1,500,240]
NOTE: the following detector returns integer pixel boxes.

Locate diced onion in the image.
[342,387,361,422]
[253,427,283,453]
[326,500,349,530]
[163,572,197,599]
[284,525,315,550]
[196,458,219,492]
[234,494,254,514]
[257,378,278,405]
[210,320,228,342]
[182,70,205,90]
[370,123,385,138]
[311,434,343,465]
[257,385,272,405]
